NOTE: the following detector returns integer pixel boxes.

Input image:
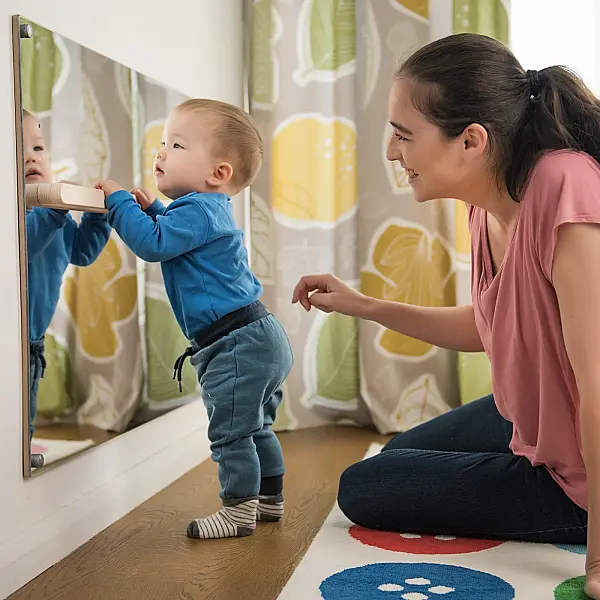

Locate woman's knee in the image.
[338,449,428,529]
[337,461,369,524]
[337,454,402,527]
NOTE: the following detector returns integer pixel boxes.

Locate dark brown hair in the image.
[396,33,600,200]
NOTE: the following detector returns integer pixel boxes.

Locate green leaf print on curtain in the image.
[310,0,355,71]
[20,19,64,114]
[37,334,74,416]
[453,0,509,404]
[303,311,360,410]
[145,297,197,402]
[316,312,359,402]
[252,0,283,108]
[294,0,356,84]
[453,0,509,43]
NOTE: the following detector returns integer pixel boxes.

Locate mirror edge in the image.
[11,14,32,478]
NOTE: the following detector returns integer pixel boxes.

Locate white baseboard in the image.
[0,401,210,599]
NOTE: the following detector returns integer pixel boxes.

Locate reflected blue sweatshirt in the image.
[27,208,112,341]
[105,190,262,339]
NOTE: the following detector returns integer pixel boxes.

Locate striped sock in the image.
[187,499,258,539]
[257,494,284,522]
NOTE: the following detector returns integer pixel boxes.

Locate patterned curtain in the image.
[250,0,466,434]
[252,0,364,431]
[453,0,509,404]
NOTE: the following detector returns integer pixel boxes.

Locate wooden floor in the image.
[12,426,387,600]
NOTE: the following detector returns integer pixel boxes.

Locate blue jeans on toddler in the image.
[29,339,46,441]
[187,303,293,504]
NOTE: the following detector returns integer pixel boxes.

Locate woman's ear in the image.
[462,123,488,158]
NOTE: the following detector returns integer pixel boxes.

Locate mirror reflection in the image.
[18,17,196,473]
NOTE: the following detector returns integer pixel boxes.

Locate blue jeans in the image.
[338,395,588,543]
[29,339,45,441]
[191,314,293,503]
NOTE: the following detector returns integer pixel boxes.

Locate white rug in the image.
[278,444,588,600]
[31,437,95,467]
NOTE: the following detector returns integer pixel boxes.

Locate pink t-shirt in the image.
[469,150,600,510]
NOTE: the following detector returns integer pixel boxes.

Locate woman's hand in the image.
[292,273,371,317]
[130,188,155,210]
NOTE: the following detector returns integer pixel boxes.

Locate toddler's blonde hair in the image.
[175,99,263,191]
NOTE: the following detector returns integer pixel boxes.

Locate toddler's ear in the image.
[208,162,234,187]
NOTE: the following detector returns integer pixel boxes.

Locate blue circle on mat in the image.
[554,544,587,556]
[319,563,515,600]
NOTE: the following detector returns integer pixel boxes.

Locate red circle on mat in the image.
[349,526,504,555]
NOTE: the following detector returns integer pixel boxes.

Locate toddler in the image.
[97,99,293,539]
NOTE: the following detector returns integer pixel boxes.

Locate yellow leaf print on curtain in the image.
[64,237,137,358]
[453,0,509,403]
[390,0,429,20]
[272,114,357,228]
[361,220,455,359]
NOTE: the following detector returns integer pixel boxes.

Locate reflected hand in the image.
[130,188,155,210]
[292,273,370,317]
[96,180,124,198]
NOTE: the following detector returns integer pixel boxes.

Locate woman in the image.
[293,33,600,597]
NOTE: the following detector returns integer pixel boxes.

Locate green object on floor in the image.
[554,575,591,599]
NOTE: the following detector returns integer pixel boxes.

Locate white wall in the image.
[511,0,600,95]
[0,2,243,597]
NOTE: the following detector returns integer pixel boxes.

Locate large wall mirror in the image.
[13,16,200,476]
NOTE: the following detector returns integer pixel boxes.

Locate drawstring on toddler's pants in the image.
[173,346,195,392]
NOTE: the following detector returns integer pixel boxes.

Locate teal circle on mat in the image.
[554,575,589,599]
[319,562,515,599]
[554,544,587,556]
